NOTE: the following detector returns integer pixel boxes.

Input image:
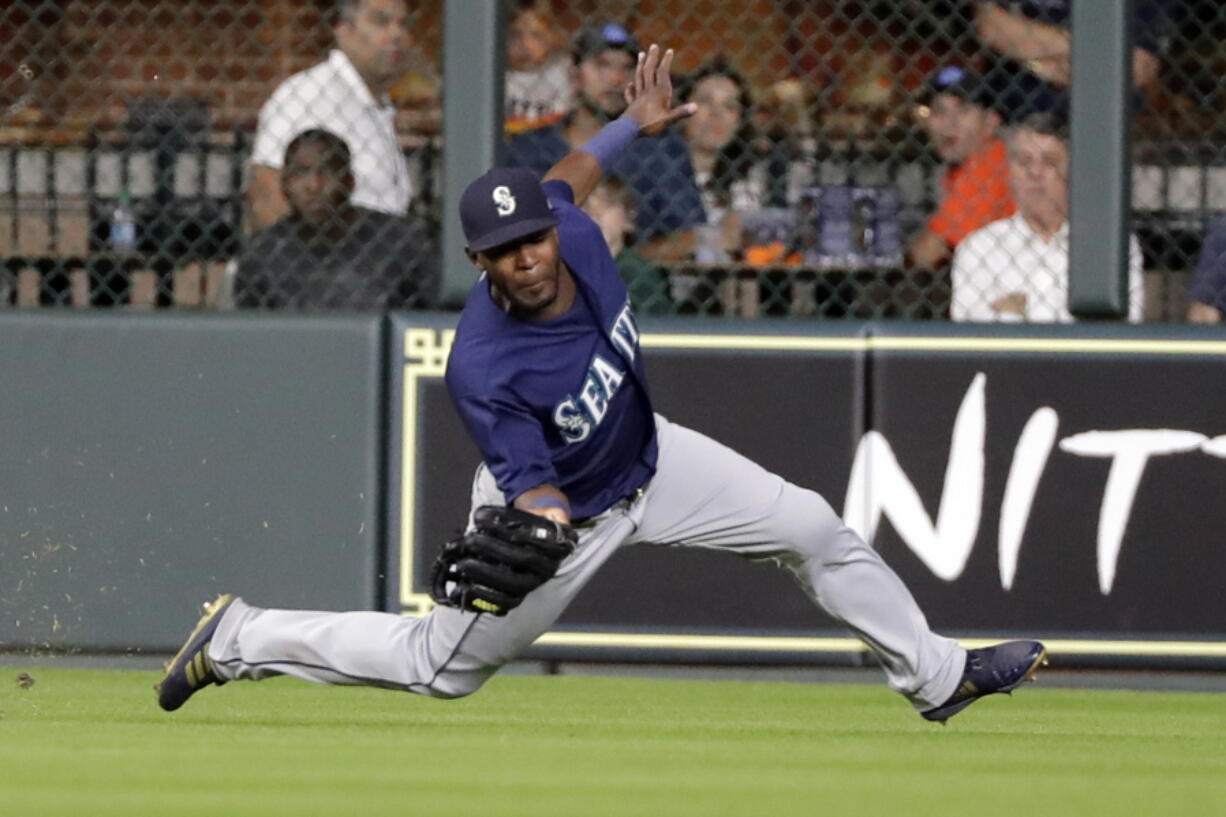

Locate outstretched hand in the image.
[623,44,696,137]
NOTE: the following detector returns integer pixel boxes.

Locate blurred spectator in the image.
[951,112,1142,323]
[247,0,414,232]
[503,21,706,262]
[582,177,671,315]
[1186,215,1226,324]
[234,130,436,311]
[682,58,778,246]
[505,0,572,134]
[678,57,783,316]
[908,66,1016,270]
[762,78,819,202]
[974,1,1171,119]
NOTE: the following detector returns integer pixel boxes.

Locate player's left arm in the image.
[449,385,567,518]
[513,484,572,526]
[544,44,695,206]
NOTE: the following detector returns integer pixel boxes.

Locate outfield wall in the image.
[0,312,385,651]
[388,316,1226,668]
[2,311,1224,667]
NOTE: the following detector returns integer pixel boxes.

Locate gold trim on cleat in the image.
[194,650,210,686]
[159,594,233,690]
[1023,648,1048,683]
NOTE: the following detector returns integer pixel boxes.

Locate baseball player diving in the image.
[157,44,1046,723]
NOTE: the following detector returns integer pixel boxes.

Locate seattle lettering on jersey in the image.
[609,300,640,362]
[552,301,639,444]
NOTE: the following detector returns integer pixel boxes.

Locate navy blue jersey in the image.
[446,179,658,519]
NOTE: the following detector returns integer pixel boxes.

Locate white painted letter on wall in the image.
[1058,429,1207,594]
[844,373,986,581]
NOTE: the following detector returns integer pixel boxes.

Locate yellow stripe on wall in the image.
[639,333,1226,356]
[529,631,1226,659]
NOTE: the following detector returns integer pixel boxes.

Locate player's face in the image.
[476,228,564,317]
[684,75,742,153]
[575,49,635,118]
[282,140,353,224]
[925,94,998,165]
[336,0,411,88]
[1007,129,1069,227]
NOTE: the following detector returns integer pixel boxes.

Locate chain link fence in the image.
[1,0,1222,322]
[0,0,443,308]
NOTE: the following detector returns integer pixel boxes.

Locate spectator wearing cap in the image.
[908,66,1016,271]
[247,0,415,233]
[950,112,1143,323]
[1186,216,1226,324]
[503,22,706,262]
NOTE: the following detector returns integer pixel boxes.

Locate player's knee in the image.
[776,487,837,539]
[776,487,862,563]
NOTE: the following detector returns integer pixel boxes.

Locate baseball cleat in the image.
[921,639,1047,724]
[155,593,235,712]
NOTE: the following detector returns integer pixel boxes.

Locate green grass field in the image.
[2,668,1223,817]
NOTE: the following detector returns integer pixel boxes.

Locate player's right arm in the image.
[544,44,695,206]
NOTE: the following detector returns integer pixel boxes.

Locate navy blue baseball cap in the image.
[460,167,559,253]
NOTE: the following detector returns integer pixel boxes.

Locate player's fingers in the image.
[656,47,675,91]
[641,44,659,92]
[656,48,675,107]
[662,102,697,125]
[634,49,647,96]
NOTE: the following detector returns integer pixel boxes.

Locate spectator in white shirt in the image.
[246,0,414,232]
[951,112,1143,323]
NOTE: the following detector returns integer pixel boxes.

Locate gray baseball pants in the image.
[209,414,965,711]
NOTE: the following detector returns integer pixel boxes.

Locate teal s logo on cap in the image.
[493,185,517,217]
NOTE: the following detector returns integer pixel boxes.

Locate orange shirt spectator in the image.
[908,66,1015,270]
[928,137,1015,247]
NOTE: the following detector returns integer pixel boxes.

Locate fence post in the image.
[437,0,507,308]
[1068,0,1133,319]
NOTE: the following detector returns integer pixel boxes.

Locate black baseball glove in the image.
[429,505,578,616]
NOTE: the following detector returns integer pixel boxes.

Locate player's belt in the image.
[571,483,648,529]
